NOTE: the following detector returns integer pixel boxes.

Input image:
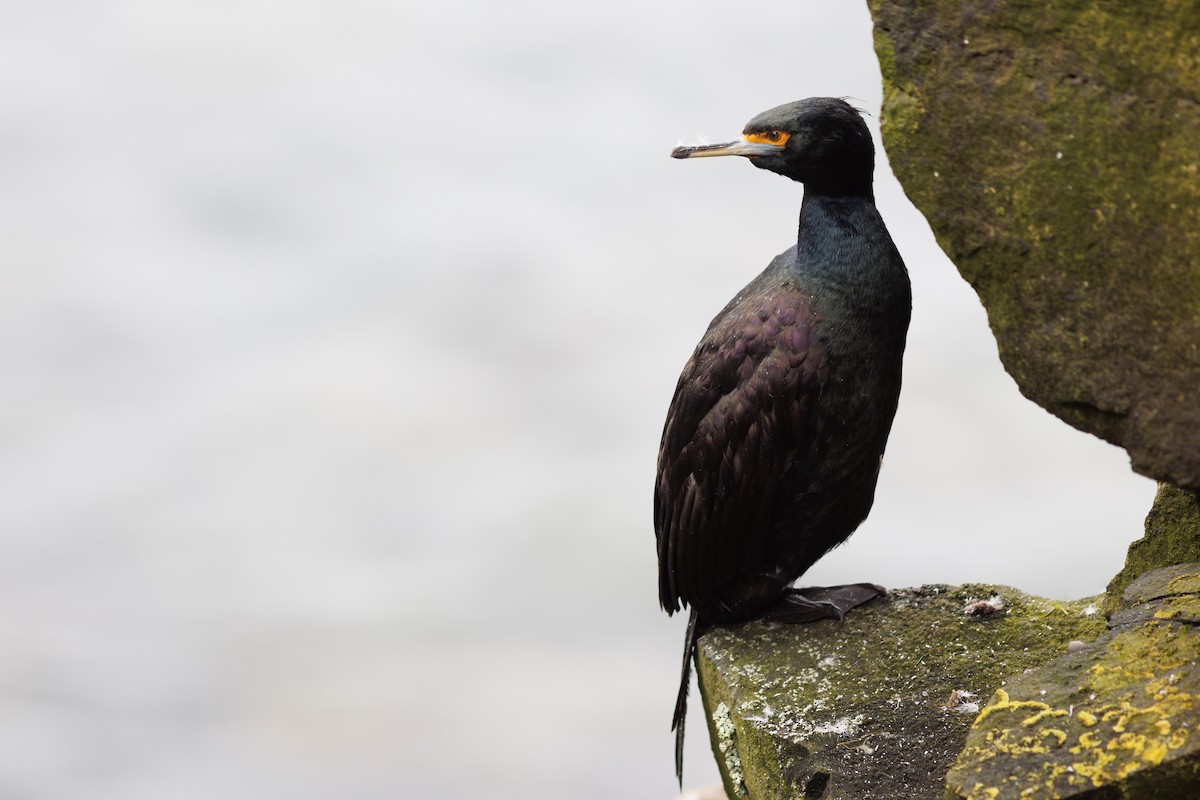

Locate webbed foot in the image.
[763,582,885,624]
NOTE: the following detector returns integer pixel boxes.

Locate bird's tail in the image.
[672,607,700,786]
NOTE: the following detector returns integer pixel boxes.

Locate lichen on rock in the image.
[694,585,1107,799]
[946,564,1200,799]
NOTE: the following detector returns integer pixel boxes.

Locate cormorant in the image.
[656,98,912,782]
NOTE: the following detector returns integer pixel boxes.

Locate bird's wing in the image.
[655,291,823,614]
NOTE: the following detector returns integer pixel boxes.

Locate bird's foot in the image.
[762,582,885,624]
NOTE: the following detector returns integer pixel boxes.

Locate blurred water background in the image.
[0,2,1156,798]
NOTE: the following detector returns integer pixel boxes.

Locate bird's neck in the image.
[796,192,877,240]
[796,162,874,200]
[793,192,888,284]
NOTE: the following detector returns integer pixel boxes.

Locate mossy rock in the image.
[694,585,1107,799]
[1105,483,1200,613]
[868,0,1200,491]
[946,563,1200,799]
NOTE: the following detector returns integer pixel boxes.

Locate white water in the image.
[0,2,1154,798]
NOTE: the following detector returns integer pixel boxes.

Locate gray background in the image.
[1,2,1154,798]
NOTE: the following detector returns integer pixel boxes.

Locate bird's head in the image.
[671,98,875,197]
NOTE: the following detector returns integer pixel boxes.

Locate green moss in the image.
[872,20,925,143]
[869,0,1200,489]
[1106,484,1200,613]
[695,585,1107,799]
[947,567,1200,799]
[695,568,1200,799]
[950,621,1199,798]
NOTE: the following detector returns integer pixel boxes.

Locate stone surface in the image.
[694,585,1107,800]
[947,563,1200,799]
[1106,484,1200,613]
[868,1,1200,491]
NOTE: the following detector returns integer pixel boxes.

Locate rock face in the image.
[693,575,1200,799]
[947,563,1200,799]
[694,585,1107,800]
[1105,483,1200,613]
[868,1,1200,491]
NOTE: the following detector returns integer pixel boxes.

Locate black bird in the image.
[656,98,912,781]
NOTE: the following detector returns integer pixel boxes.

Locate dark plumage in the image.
[657,98,912,781]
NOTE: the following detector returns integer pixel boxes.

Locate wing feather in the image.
[655,288,823,614]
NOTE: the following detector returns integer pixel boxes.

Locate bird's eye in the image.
[743,130,790,147]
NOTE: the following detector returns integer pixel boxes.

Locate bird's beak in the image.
[671,137,784,160]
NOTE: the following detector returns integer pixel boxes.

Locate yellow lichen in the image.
[1164,572,1200,595]
[1107,731,1146,755]
[1022,708,1068,727]
[974,689,1057,727]
[1167,727,1189,749]
[961,661,1198,794]
[969,783,1000,799]
[1143,739,1168,765]
[1041,728,1067,747]
[1071,747,1118,786]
